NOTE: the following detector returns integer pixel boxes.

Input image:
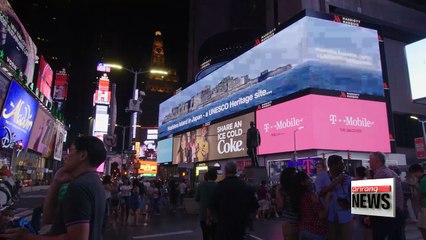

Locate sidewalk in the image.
[21,185,50,193]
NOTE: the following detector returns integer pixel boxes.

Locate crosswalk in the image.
[8,207,425,239]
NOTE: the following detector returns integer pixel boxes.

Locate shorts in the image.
[418,208,426,229]
[258,199,269,211]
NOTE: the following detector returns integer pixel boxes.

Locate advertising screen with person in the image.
[27,107,56,157]
[172,112,254,164]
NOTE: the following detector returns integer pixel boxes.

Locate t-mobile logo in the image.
[264,123,270,132]
[330,114,338,124]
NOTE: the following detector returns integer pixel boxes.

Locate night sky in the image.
[10,0,190,143]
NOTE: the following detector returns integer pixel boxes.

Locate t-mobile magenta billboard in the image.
[256,95,390,154]
[158,14,383,138]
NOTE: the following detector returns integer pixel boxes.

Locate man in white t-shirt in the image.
[179,180,187,207]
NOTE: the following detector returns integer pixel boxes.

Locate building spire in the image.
[151,31,165,67]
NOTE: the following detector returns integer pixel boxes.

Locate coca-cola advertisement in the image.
[172,112,254,164]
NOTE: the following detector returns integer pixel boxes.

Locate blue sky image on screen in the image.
[158,16,383,138]
[157,138,173,164]
[405,38,426,101]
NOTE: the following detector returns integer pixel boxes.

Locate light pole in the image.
[105,63,167,151]
[411,116,426,146]
[115,124,140,174]
[293,126,304,166]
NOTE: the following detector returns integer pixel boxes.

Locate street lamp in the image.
[106,63,167,150]
[411,116,426,145]
[293,126,304,165]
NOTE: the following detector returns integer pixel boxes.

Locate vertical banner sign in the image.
[36,55,53,100]
[0,81,38,148]
[53,122,66,161]
[415,137,426,159]
[351,178,395,217]
[53,69,69,101]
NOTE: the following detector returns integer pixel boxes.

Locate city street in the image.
[10,188,423,240]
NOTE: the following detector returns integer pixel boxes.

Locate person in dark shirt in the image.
[211,161,259,240]
[246,121,261,167]
[0,136,107,240]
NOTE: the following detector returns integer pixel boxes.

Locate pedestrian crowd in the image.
[274,152,426,240]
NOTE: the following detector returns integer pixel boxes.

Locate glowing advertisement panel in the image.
[159,16,383,138]
[36,55,53,100]
[405,38,426,102]
[172,112,254,164]
[257,95,390,154]
[157,138,173,164]
[53,122,66,161]
[27,107,56,157]
[0,81,38,149]
[94,105,108,132]
[0,0,37,83]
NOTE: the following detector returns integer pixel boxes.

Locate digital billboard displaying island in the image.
[159,14,383,138]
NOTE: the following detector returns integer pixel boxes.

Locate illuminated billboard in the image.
[0,0,37,83]
[36,55,53,100]
[157,138,173,164]
[53,70,69,101]
[138,161,157,176]
[159,15,383,138]
[406,38,426,103]
[172,112,254,164]
[53,122,66,161]
[94,105,109,132]
[257,95,390,154]
[27,107,56,157]
[0,81,38,149]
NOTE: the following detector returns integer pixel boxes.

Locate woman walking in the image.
[129,179,142,226]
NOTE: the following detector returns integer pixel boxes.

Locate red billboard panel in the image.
[257,95,390,154]
[53,69,68,100]
[415,137,426,159]
[93,90,111,105]
[36,55,53,100]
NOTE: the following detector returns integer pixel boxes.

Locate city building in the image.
[182,0,426,172]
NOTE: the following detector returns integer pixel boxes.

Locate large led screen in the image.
[0,81,38,149]
[172,112,254,164]
[159,15,383,138]
[27,107,56,157]
[257,95,390,154]
[157,138,173,164]
[0,0,37,83]
[406,38,426,103]
[36,55,53,100]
